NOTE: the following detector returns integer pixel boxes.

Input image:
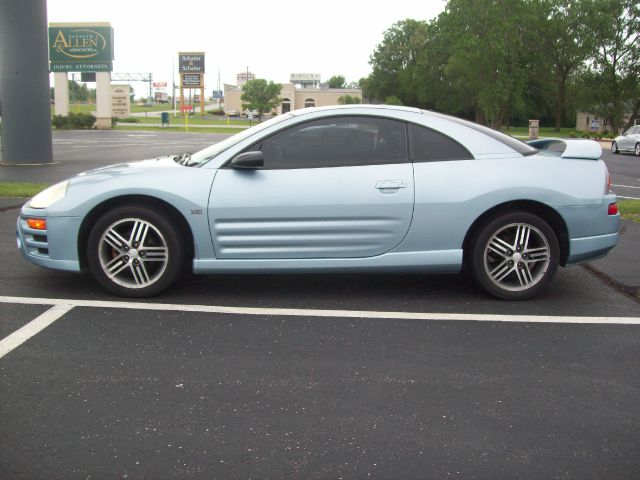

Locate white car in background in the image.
[611,125,640,156]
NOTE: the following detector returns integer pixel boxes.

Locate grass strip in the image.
[0,182,49,198]
[618,199,640,223]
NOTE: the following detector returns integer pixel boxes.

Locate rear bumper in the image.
[566,232,619,265]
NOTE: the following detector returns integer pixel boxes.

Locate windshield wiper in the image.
[172,152,192,165]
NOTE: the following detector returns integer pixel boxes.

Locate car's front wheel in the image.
[87,205,185,297]
[611,141,619,154]
[635,143,640,157]
[470,212,560,300]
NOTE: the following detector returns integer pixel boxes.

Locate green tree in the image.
[384,96,404,106]
[328,75,347,89]
[539,0,592,131]
[337,94,361,104]
[440,0,538,128]
[241,79,282,120]
[580,0,639,134]
[365,19,428,107]
[68,80,90,103]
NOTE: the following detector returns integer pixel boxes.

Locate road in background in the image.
[0,130,231,184]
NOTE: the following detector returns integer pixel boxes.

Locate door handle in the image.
[376,180,407,190]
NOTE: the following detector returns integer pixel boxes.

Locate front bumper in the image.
[16,209,83,272]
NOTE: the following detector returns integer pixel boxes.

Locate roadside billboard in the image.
[49,23,114,72]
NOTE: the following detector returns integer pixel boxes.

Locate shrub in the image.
[52,112,96,130]
[207,109,225,116]
[568,131,578,138]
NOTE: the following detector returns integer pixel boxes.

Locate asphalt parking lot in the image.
[1,130,639,479]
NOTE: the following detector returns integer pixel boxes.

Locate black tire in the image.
[635,143,640,157]
[87,205,185,297]
[470,212,560,300]
[611,141,619,154]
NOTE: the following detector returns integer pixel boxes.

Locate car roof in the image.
[289,104,424,116]
[288,105,536,157]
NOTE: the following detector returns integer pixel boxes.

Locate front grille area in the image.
[20,217,50,258]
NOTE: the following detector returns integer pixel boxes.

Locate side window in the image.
[409,124,473,162]
[252,116,408,169]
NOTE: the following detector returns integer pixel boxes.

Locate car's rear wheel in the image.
[87,205,184,297]
[471,212,559,300]
[611,141,619,154]
[635,143,640,157]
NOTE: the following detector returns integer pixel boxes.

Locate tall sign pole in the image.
[178,52,205,116]
[0,0,53,165]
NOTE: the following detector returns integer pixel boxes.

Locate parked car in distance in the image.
[17,105,619,300]
[611,125,640,156]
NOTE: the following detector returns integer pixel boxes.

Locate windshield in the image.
[187,113,294,166]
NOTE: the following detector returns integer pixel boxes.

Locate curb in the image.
[582,263,640,302]
[0,204,22,213]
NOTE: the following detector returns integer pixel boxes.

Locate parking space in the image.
[1,300,639,478]
[0,303,50,339]
[2,131,639,478]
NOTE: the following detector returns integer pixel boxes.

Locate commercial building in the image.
[223,73,362,115]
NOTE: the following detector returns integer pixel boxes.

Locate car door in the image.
[208,115,414,259]
[620,126,637,150]
[631,126,640,149]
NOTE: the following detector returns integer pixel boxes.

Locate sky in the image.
[47,0,446,97]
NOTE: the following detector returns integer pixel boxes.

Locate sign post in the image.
[180,104,193,131]
[178,52,205,115]
[111,85,131,119]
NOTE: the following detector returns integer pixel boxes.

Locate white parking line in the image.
[0,303,74,359]
[0,296,639,325]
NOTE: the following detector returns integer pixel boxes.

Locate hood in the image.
[72,156,182,181]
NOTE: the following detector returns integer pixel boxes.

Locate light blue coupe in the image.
[17,105,619,299]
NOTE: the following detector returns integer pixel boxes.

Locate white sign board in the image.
[290,73,321,82]
[111,84,131,118]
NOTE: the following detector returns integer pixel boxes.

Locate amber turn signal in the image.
[26,218,47,230]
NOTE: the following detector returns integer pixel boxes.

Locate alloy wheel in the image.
[483,222,551,293]
[97,217,169,289]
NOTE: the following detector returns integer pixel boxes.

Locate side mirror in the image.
[229,151,264,169]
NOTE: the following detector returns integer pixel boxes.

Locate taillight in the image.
[608,203,618,215]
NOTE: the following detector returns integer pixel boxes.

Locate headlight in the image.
[29,180,69,209]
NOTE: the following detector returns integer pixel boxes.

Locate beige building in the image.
[224,82,363,115]
[576,111,638,134]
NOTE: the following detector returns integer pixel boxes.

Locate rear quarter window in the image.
[409,124,473,162]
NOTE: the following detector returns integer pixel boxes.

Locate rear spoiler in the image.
[526,138,602,160]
